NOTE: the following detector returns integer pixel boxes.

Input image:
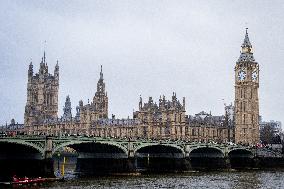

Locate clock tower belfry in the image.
[234,28,260,145]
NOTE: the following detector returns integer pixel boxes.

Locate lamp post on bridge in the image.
[280,133,284,156]
[57,152,60,174]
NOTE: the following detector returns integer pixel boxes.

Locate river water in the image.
[37,170,284,189]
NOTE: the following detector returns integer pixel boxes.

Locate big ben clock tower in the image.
[234,28,260,145]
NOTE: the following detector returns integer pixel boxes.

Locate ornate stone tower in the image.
[234,29,260,145]
[24,52,59,126]
[79,65,108,125]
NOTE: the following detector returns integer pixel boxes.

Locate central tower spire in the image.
[238,28,255,62]
[242,28,252,52]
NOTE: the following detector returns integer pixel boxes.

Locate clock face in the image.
[238,70,246,81]
[242,47,252,53]
[252,71,258,81]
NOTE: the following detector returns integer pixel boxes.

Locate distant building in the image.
[0,119,24,134]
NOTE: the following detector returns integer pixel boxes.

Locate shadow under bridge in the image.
[228,148,254,169]
[134,144,188,172]
[53,141,129,175]
[189,146,227,169]
[0,141,47,180]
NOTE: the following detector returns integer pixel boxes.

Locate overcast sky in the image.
[0,0,284,124]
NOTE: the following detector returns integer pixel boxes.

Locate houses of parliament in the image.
[2,30,260,145]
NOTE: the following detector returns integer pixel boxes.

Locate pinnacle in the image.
[238,28,255,62]
[242,28,252,48]
[100,65,103,80]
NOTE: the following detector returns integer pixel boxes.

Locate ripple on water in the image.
[40,170,284,189]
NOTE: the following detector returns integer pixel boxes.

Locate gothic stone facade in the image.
[21,29,259,145]
[133,94,186,139]
[78,65,108,124]
[25,63,108,137]
[24,52,59,132]
[25,90,231,143]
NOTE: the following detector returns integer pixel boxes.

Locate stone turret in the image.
[93,65,108,118]
[54,61,59,82]
[28,62,33,81]
[62,95,72,121]
[79,66,109,125]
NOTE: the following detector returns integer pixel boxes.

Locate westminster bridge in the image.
[0,136,283,178]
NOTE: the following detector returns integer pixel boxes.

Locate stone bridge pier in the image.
[44,137,55,177]
[132,142,188,172]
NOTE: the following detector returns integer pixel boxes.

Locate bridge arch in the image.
[134,143,185,157]
[189,146,224,158]
[228,147,254,168]
[134,143,186,172]
[0,140,44,156]
[188,145,226,169]
[228,148,253,158]
[52,140,128,157]
[53,140,130,174]
[0,140,47,178]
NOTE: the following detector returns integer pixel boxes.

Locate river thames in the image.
[31,170,284,189]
